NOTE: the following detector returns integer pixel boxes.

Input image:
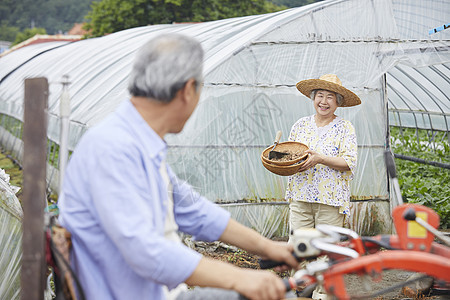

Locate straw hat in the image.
[296,74,361,107]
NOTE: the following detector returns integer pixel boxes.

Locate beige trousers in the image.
[289,201,344,230]
[289,202,344,300]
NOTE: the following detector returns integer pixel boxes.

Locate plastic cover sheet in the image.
[0,41,69,80]
[221,203,290,238]
[0,170,22,299]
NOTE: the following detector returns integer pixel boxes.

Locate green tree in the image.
[83,0,287,37]
[12,27,47,46]
[0,22,20,42]
[83,0,151,37]
[0,0,94,41]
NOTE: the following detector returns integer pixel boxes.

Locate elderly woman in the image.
[286,74,361,231]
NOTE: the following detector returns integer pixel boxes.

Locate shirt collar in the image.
[116,99,167,162]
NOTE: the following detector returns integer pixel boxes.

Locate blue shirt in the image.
[58,99,231,300]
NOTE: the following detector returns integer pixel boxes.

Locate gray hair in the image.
[310,89,344,106]
[128,33,204,102]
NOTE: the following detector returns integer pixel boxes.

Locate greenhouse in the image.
[0,2,449,296]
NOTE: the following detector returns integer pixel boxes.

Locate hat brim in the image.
[296,79,361,107]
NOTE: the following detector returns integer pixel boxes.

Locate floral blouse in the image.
[285,115,357,215]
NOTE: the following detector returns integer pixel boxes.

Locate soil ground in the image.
[187,238,448,300]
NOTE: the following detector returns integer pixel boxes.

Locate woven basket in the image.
[261,141,309,166]
[260,156,307,176]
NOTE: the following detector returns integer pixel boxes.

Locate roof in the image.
[68,23,89,36]
[0,34,81,57]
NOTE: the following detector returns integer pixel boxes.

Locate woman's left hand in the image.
[298,149,324,172]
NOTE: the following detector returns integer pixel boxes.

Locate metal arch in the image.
[418,65,450,142]
[430,64,450,85]
[430,63,450,144]
[411,66,449,113]
[387,83,421,142]
[385,83,403,130]
[396,64,450,146]
[389,67,435,146]
[387,72,420,131]
[395,66,435,130]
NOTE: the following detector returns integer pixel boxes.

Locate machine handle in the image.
[259,251,302,269]
[258,258,284,269]
[384,150,397,179]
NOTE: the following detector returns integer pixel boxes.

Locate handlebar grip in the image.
[259,251,302,269]
[258,258,284,269]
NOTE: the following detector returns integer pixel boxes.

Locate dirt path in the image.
[188,239,446,299]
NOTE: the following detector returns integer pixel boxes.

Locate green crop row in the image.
[390,127,450,229]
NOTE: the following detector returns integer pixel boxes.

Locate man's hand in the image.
[185,257,289,299]
[233,268,288,300]
[259,240,299,272]
[220,219,299,271]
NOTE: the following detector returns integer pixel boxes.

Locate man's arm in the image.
[219,219,297,266]
[185,218,298,300]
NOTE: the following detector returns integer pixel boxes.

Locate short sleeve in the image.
[339,121,358,176]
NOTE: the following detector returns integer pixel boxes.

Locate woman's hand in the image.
[298,149,350,172]
[298,149,323,172]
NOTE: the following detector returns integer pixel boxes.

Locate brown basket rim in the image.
[261,156,307,176]
[261,141,309,166]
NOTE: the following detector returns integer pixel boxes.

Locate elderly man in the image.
[58,33,298,300]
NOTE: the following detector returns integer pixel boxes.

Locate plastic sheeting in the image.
[221,200,392,239]
[0,0,449,238]
[0,170,22,299]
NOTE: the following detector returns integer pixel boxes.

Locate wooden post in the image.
[21,77,48,300]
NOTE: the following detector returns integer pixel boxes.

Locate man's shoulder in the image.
[77,116,138,154]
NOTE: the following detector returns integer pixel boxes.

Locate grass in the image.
[0,151,23,201]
